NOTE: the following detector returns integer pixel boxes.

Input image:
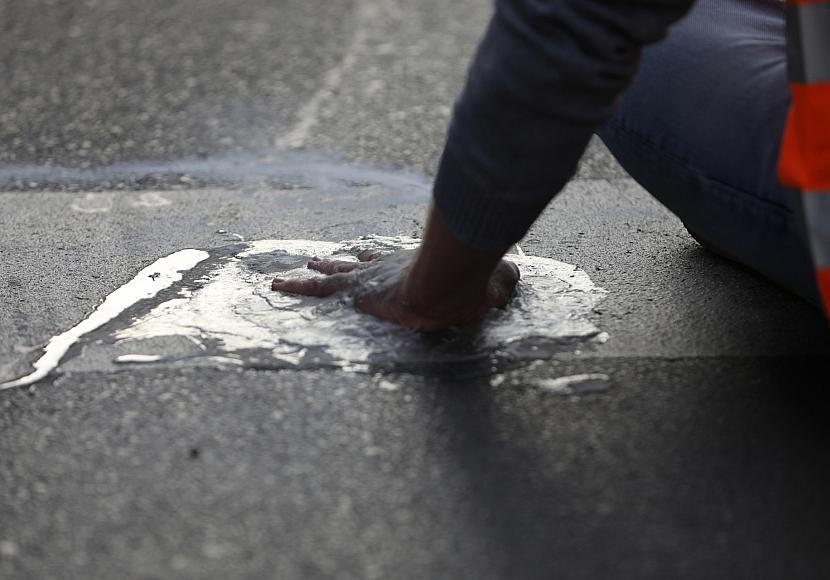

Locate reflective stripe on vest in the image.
[818,269,830,311]
[781,0,830,316]
[786,1,830,84]
[803,193,830,268]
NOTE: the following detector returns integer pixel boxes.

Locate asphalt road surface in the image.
[2,0,830,579]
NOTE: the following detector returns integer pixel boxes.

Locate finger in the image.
[271,273,357,297]
[357,249,386,262]
[488,260,521,307]
[307,258,361,275]
[499,260,521,283]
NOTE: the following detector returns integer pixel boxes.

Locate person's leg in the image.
[598,0,822,307]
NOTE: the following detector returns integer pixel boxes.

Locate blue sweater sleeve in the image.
[432,0,695,252]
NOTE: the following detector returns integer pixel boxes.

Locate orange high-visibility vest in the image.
[779,0,830,315]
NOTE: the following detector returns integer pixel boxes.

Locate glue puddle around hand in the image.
[1,236,609,388]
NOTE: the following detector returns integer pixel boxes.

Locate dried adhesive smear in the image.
[532,374,611,395]
[1,236,609,387]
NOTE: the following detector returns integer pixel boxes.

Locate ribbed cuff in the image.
[432,145,550,254]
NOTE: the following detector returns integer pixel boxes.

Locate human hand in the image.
[271,249,520,332]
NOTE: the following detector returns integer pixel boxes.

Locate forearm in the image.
[434,0,695,253]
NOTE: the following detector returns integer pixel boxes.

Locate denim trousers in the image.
[598,0,821,307]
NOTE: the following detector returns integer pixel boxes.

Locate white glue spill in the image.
[0,249,209,390]
[490,375,507,387]
[1,236,609,386]
[114,354,165,364]
[377,380,400,392]
[533,374,611,395]
[111,236,608,373]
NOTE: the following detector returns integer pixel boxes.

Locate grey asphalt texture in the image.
[2,0,830,579]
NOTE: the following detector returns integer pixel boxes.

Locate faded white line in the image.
[0,249,209,390]
[276,3,378,150]
[534,374,611,395]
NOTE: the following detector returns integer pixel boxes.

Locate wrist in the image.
[395,203,507,320]
[399,264,488,319]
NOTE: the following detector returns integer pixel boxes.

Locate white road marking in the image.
[276,3,379,150]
